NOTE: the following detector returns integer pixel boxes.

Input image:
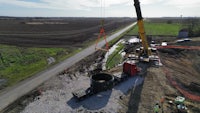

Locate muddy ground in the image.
[120,39,200,113]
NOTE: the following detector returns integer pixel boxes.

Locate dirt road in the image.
[0,22,136,112]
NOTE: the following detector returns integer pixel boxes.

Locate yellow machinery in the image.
[134,0,151,58]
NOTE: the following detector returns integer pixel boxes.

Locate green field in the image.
[126,22,180,36]
[0,45,80,87]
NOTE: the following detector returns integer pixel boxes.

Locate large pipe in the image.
[91,73,114,93]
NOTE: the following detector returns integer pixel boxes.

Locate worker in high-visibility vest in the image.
[154,103,161,113]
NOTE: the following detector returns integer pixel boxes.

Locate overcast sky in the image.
[0,0,199,17]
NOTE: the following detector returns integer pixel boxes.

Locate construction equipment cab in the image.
[134,0,151,62]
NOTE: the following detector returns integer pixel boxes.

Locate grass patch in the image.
[126,22,180,36]
[106,43,124,69]
[0,45,76,87]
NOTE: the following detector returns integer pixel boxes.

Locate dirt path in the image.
[0,22,136,112]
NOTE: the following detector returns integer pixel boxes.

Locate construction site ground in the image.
[121,37,200,113]
[3,37,200,113]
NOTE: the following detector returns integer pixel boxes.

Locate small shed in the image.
[178,29,189,38]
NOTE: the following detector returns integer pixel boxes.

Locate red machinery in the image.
[123,62,139,76]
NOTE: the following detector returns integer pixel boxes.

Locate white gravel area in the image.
[22,74,144,113]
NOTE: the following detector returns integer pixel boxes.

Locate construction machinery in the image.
[72,0,156,101]
[133,0,152,61]
[123,0,160,75]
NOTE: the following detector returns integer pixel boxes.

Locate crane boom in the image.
[134,0,151,56]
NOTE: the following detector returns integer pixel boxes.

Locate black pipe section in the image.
[72,73,130,101]
[134,0,143,20]
[91,73,114,93]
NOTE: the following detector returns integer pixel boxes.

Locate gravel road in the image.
[0,22,136,111]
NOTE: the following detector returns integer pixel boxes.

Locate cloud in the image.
[0,0,92,10]
[0,0,132,10]
[0,0,64,10]
[140,0,164,5]
[0,0,199,11]
[164,0,200,8]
